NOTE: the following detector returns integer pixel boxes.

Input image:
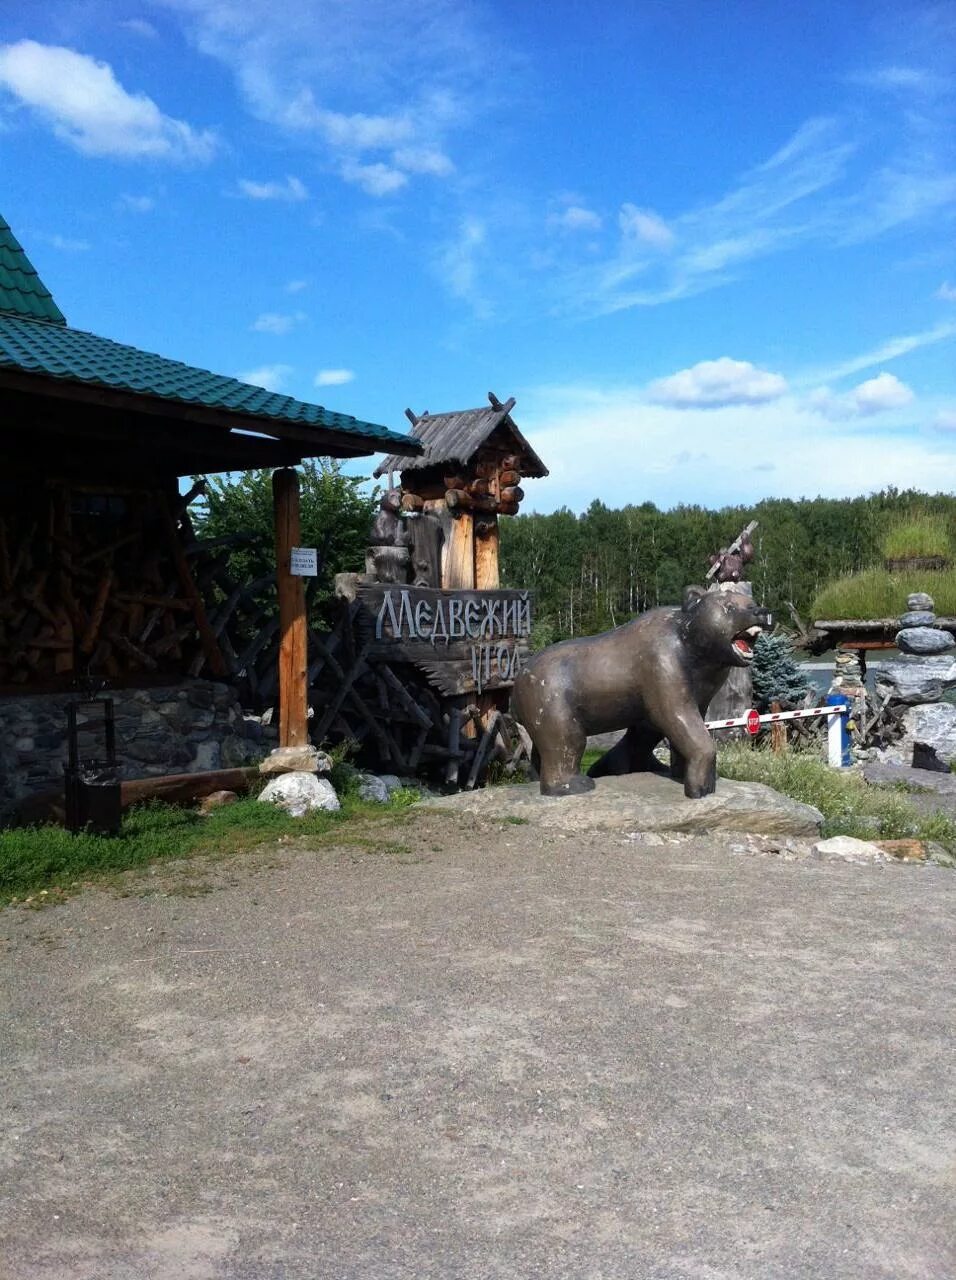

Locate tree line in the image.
[499,489,956,645]
[192,469,956,646]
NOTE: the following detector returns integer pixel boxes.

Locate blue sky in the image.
[1,0,955,513]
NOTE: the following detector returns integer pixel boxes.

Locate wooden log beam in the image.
[466,711,503,789]
[160,496,227,678]
[445,708,462,785]
[14,766,260,827]
[272,468,309,748]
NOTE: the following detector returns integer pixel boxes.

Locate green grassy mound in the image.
[882,515,953,561]
[810,566,956,621]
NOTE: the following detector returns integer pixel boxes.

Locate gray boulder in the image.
[258,772,340,817]
[896,627,956,656]
[907,592,935,611]
[875,656,956,705]
[888,703,956,770]
[357,773,391,803]
[898,611,936,628]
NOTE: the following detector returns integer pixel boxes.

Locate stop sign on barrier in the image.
[745,708,761,736]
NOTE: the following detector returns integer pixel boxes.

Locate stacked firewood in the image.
[0,479,297,691]
[0,481,225,686]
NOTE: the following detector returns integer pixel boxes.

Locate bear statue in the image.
[511,586,771,800]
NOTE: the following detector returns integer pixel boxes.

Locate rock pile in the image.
[255,746,412,817]
[895,592,955,656]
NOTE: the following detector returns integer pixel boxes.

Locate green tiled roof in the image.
[0,311,417,449]
[0,216,66,325]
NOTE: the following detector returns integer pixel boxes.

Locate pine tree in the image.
[751,633,810,711]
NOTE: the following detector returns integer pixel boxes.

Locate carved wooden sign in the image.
[354,584,533,696]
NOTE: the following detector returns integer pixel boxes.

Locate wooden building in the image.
[0,214,420,811]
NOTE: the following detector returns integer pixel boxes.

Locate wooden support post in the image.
[273,468,309,748]
[444,512,475,590]
[771,701,785,755]
[474,514,500,589]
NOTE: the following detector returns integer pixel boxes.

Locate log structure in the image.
[355,394,550,773]
[373,393,548,592]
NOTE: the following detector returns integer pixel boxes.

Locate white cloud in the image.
[315,368,355,387]
[806,321,956,383]
[934,410,956,431]
[517,381,956,513]
[554,79,956,317]
[851,65,948,95]
[118,193,155,213]
[284,278,309,293]
[809,373,915,419]
[550,205,603,233]
[237,364,293,392]
[341,160,408,196]
[237,175,308,201]
[0,40,217,162]
[391,146,454,176]
[159,0,492,193]
[251,311,306,335]
[938,282,956,301]
[619,203,674,249]
[119,18,160,39]
[436,217,490,316]
[648,357,788,408]
[313,106,412,149]
[850,371,915,415]
[42,233,90,252]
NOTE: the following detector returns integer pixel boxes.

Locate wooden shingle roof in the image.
[374,393,548,478]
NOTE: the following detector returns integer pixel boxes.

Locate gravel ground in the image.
[2,811,955,1280]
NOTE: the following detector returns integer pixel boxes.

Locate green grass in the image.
[0,785,422,906]
[882,515,953,561]
[717,742,956,851]
[810,565,956,621]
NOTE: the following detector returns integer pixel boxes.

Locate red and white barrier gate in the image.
[705,703,850,767]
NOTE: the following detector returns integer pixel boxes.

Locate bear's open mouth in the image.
[731,625,763,662]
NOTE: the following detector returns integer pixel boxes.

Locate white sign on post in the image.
[289,546,318,576]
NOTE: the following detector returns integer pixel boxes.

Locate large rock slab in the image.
[424,773,823,837]
[862,761,956,794]
[259,745,332,776]
[896,627,955,656]
[874,656,956,705]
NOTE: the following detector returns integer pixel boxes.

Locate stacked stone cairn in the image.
[869,592,956,770]
[895,591,955,656]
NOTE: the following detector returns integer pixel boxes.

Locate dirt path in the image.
[2,812,955,1279]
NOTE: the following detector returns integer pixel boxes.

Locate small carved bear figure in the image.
[366,489,411,584]
[369,489,407,547]
[511,586,771,799]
